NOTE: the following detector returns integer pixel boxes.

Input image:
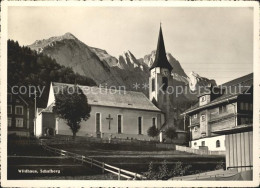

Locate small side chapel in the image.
[36,26,185,142]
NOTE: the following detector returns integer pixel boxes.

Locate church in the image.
[35,26,184,141]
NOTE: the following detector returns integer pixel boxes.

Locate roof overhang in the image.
[90,103,163,113]
[181,95,238,116]
[211,124,252,135]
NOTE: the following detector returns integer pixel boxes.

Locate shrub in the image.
[147,125,159,138]
[143,160,192,180]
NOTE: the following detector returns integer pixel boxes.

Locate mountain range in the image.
[28,32,216,103]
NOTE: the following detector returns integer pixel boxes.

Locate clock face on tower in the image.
[162,70,168,76]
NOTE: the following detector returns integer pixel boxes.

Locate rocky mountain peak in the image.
[62,32,77,40]
[26,32,216,102]
[28,32,78,53]
[118,50,147,71]
[188,71,217,91]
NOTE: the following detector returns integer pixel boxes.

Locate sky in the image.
[8,6,254,85]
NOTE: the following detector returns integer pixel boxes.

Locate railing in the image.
[209,112,235,123]
[40,141,146,180]
[227,166,253,170]
[175,145,225,156]
[42,135,157,146]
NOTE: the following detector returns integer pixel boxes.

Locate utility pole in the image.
[184,114,186,131]
[34,91,37,136]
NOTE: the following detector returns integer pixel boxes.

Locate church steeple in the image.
[150,25,173,71]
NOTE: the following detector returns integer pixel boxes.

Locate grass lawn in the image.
[8,143,109,180]
[52,142,225,175]
[7,138,225,179]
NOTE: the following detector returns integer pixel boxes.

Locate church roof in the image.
[182,73,253,115]
[51,82,162,112]
[150,25,173,71]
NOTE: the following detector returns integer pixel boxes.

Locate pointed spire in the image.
[150,24,173,71]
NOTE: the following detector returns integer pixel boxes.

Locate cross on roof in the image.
[106,114,113,130]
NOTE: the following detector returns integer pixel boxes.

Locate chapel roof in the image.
[51,82,162,112]
[150,25,173,71]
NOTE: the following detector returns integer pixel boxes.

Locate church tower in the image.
[149,25,175,129]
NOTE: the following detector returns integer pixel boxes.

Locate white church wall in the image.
[56,105,163,140]
[191,135,225,151]
[35,113,42,137]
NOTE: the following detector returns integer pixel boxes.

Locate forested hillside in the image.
[8,40,96,108]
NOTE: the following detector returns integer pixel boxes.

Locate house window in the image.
[216,140,220,148]
[193,114,197,119]
[8,105,12,114]
[138,117,142,134]
[152,117,156,127]
[240,102,244,110]
[201,114,206,122]
[219,105,227,114]
[8,118,12,127]
[249,103,253,111]
[96,113,101,133]
[162,77,168,91]
[15,118,23,127]
[15,106,23,115]
[201,96,206,102]
[152,78,155,92]
[244,103,249,110]
[201,141,205,146]
[8,93,12,102]
[194,142,197,146]
[118,115,122,134]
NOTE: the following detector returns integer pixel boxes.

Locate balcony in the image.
[190,118,199,126]
[209,112,235,123]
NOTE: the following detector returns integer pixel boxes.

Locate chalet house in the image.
[7,91,31,137]
[182,73,253,151]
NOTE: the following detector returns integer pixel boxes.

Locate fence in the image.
[40,141,146,180]
[175,145,225,156]
[46,135,153,143]
[156,143,176,150]
[8,138,39,145]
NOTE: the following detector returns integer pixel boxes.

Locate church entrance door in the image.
[44,127,54,136]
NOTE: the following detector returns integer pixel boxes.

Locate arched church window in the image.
[138,117,142,134]
[152,78,155,91]
[152,117,156,127]
[162,77,168,91]
[216,140,220,148]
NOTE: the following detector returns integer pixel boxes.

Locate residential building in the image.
[182,73,253,151]
[7,91,30,137]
